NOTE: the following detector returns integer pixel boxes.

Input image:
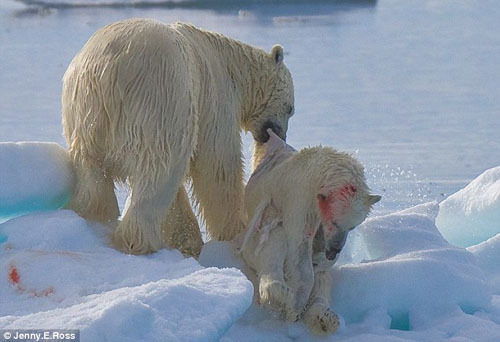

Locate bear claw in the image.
[304,303,339,336]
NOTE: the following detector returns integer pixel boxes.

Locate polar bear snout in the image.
[325,230,349,261]
[256,120,286,143]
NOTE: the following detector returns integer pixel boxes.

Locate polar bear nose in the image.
[326,247,342,261]
[258,121,285,143]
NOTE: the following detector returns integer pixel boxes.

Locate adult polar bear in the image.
[62,19,294,255]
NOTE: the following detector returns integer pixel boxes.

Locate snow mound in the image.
[0,142,74,221]
[199,240,245,270]
[332,202,490,330]
[0,210,253,341]
[468,233,500,294]
[436,166,500,247]
[331,204,490,329]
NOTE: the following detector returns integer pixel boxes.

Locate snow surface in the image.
[0,210,253,341]
[0,142,74,221]
[436,166,500,248]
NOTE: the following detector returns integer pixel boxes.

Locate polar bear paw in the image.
[113,220,163,255]
[259,280,300,321]
[303,303,339,335]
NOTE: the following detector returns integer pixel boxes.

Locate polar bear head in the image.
[316,166,381,260]
[246,131,380,262]
[245,45,294,145]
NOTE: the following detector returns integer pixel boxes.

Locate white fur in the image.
[238,135,379,335]
[62,19,294,255]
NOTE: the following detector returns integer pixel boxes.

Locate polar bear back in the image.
[62,19,201,178]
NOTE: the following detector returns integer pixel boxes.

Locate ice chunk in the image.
[0,210,103,252]
[354,202,446,260]
[336,201,441,265]
[436,166,500,247]
[0,142,74,221]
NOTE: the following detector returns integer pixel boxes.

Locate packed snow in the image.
[0,210,253,341]
[331,203,490,321]
[468,234,500,295]
[436,166,500,248]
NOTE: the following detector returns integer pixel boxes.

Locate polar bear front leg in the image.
[285,239,315,316]
[281,217,316,317]
[190,134,246,241]
[255,225,300,321]
[303,268,339,335]
[161,186,203,258]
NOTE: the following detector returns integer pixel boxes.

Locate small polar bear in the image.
[237,129,380,335]
[62,19,294,256]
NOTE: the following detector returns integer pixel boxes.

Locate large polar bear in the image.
[238,130,380,335]
[62,19,294,256]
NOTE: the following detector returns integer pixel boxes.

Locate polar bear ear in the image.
[271,45,284,64]
[365,194,382,206]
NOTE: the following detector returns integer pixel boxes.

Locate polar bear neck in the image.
[174,22,277,126]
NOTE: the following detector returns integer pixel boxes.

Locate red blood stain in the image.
[317,192,335,222]
[31,287,55,297]
[339,184,357,198]
[8,264,20,284]
[7,263,55,297]
[318,184,357,225]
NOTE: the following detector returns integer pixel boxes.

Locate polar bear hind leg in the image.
[303,268,339,335]
[66,159,119,225]
[161,186,203,258]
[303,300,339,336]
[255,225,300,321]
[114,149,191,254]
